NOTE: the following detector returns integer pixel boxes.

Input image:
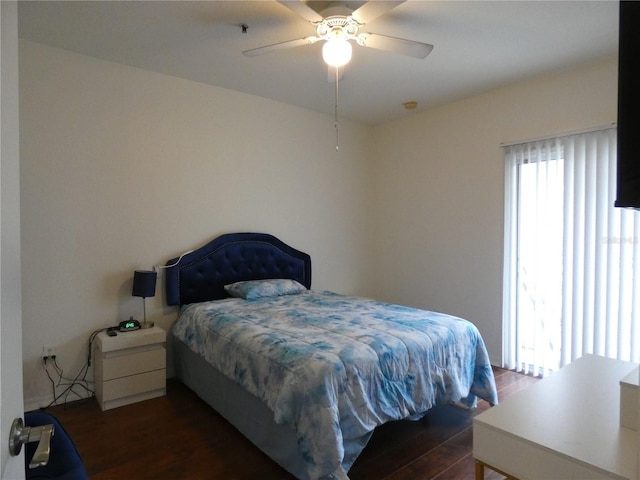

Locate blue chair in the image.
[24,412,87,480]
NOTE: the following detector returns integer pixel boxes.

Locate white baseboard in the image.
[24,390,94,413]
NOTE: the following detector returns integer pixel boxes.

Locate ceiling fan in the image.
[242,1,434,68]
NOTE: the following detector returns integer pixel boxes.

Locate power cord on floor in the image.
[41,327,108,409]
[42,356,92,408]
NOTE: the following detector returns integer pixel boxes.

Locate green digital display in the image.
[119,319,140,331]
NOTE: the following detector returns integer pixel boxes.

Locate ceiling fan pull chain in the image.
[335,66,339,151]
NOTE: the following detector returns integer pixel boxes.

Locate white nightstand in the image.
[93,325,166,411]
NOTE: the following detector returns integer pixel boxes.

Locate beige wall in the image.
[19,38,619,407]
[370,57,618,363]
[19,40,374,409]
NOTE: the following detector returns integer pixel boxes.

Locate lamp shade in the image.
[132,270,157,298]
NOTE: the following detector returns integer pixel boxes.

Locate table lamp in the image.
[132,270,157,329]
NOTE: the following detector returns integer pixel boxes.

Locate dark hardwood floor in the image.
[44,367,538,479]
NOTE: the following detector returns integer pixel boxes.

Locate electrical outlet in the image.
[42,345,56,359]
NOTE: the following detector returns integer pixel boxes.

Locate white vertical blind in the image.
[503,128,639,375]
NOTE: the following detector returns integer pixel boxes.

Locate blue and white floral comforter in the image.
[172,290,498,480]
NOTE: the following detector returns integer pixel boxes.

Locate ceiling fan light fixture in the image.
[322,38,352,67]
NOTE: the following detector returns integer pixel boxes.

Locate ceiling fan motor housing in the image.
[316,15,360,41]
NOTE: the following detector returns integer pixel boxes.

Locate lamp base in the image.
[142,321,155,329]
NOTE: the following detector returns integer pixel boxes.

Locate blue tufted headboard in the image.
[164,232,311,306]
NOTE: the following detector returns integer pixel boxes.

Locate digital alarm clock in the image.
[119,318,141,332]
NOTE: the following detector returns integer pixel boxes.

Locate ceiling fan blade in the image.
[327,65,346,83]
[277,1,324,23]
[351,1,406,24]
[359,33,433,59]
[243,37,318,57]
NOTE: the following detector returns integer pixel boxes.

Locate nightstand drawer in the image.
[101,347,165,381]
[102,368,166,403]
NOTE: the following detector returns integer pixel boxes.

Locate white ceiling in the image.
[17,1,619,125]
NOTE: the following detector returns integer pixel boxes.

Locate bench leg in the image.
[475,459,519,480]
[475,460,484,480]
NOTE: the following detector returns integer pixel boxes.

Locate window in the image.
[503,128,640,376]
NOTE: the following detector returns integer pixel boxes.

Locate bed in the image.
[166,232,498,480]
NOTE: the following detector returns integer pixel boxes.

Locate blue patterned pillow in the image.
[224,279,307,300]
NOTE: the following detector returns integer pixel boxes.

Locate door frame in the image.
[1,2,26,478]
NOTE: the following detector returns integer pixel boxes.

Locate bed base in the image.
[171,335,306,478]
[171,335,366,480]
